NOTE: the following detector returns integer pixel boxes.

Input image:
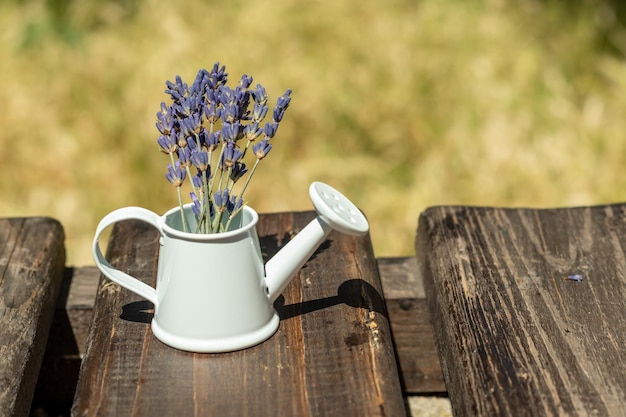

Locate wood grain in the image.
[35,257,445,413]
[417,205,626,416]
[377,257,446,393]
[33,267,99,407]
[71,211,405,417]
[0,218,66,417]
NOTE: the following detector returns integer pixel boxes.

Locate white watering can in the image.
[93,182,369,352]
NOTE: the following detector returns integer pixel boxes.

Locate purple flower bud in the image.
[227,195,244,214]
[263,122,278,138]
[204,102,221,124]
[180,114,201,138]
[252,103,268,122]
[235,85,250,104]
[175,130,188,149]
[188,135,199,151]
[192,173,204,190]
[222,103,239,124]
[222,122,242,142]
[191,150,209,172]
[218,85,235,106]
[190,192,202,217]
[157,133,177,154]
[176,96,199,117]
[238,74,253,89]
[230,162,248,182]
[251,84,268,105]
[177,146,192,168]
[165,161,186,187]
[235,85,251,118]
[221,141,243,168]
[208,62,228,90]
[191,69,210,96]
[214,188,230,209]
[196,129,208,149]
[206,131,221,151]
[205,88,218,103]
[252,139,272,159]
[243,122,262,141]
[165,75,189,102]
[272,89,292,122]
[156,103,175,135]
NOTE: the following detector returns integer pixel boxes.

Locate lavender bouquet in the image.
[156,62,291,234]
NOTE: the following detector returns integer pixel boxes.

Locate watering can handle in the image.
[92,207,161,305]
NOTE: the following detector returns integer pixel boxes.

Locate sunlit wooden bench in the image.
[69,211,408,416]
[28,203,626,416]
[0,218,65,417]
[34,254,444,417]
[417,205,626,416]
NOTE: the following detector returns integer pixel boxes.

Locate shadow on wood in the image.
[275,278,388,320]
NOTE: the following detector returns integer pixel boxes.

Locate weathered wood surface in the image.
[417,205,626,417]
[0,218,66,417]
[33,267,98,408]
[377,257,446,393]
[71,211,405,417]
[33,258,444,414]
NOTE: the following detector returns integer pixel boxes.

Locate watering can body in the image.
[92,182,368,352]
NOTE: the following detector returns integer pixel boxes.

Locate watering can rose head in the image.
[156,62,292,234]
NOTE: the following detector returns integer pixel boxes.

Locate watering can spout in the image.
[265,182,369,303]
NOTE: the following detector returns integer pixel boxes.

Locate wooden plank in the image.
[34,258,444,415]
[417,205,626,417]
[377,257,446,393]
[0,218,66,417]
[62,266,100,353]
[71,211,405,417]
[33,267,98,408]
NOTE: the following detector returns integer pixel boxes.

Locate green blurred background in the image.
[2,0,626,265]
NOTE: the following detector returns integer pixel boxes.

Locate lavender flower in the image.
[204,102,221,124]
[230,162,248,182]
[156,62,292,233]
[165,162,186,187]
[164,75,188,102]
[252,102,268,122]
[214,189,229,211]
[180,114,201,138]
[228,195,244,213]
[174,132,187,148]
[218,86,235,106]
[190,68,209,96]
[222,122,242,143]
[222,103,239,124]
[272,89,292,122]
[191,150,210,172]
[156,103,175,135]
[253,139,272,160]
[263,122,278,139]
[238,74,253,89]
[177,146,192,168]
[243,122,262,141]
[206,131,220,152]
[196,129,208,149]
[158,133,177,154]
[221,141,243,168]
[190,192,202,217]
[207,62,228,90]
[251,84,268,105]
[192,173,204,190]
